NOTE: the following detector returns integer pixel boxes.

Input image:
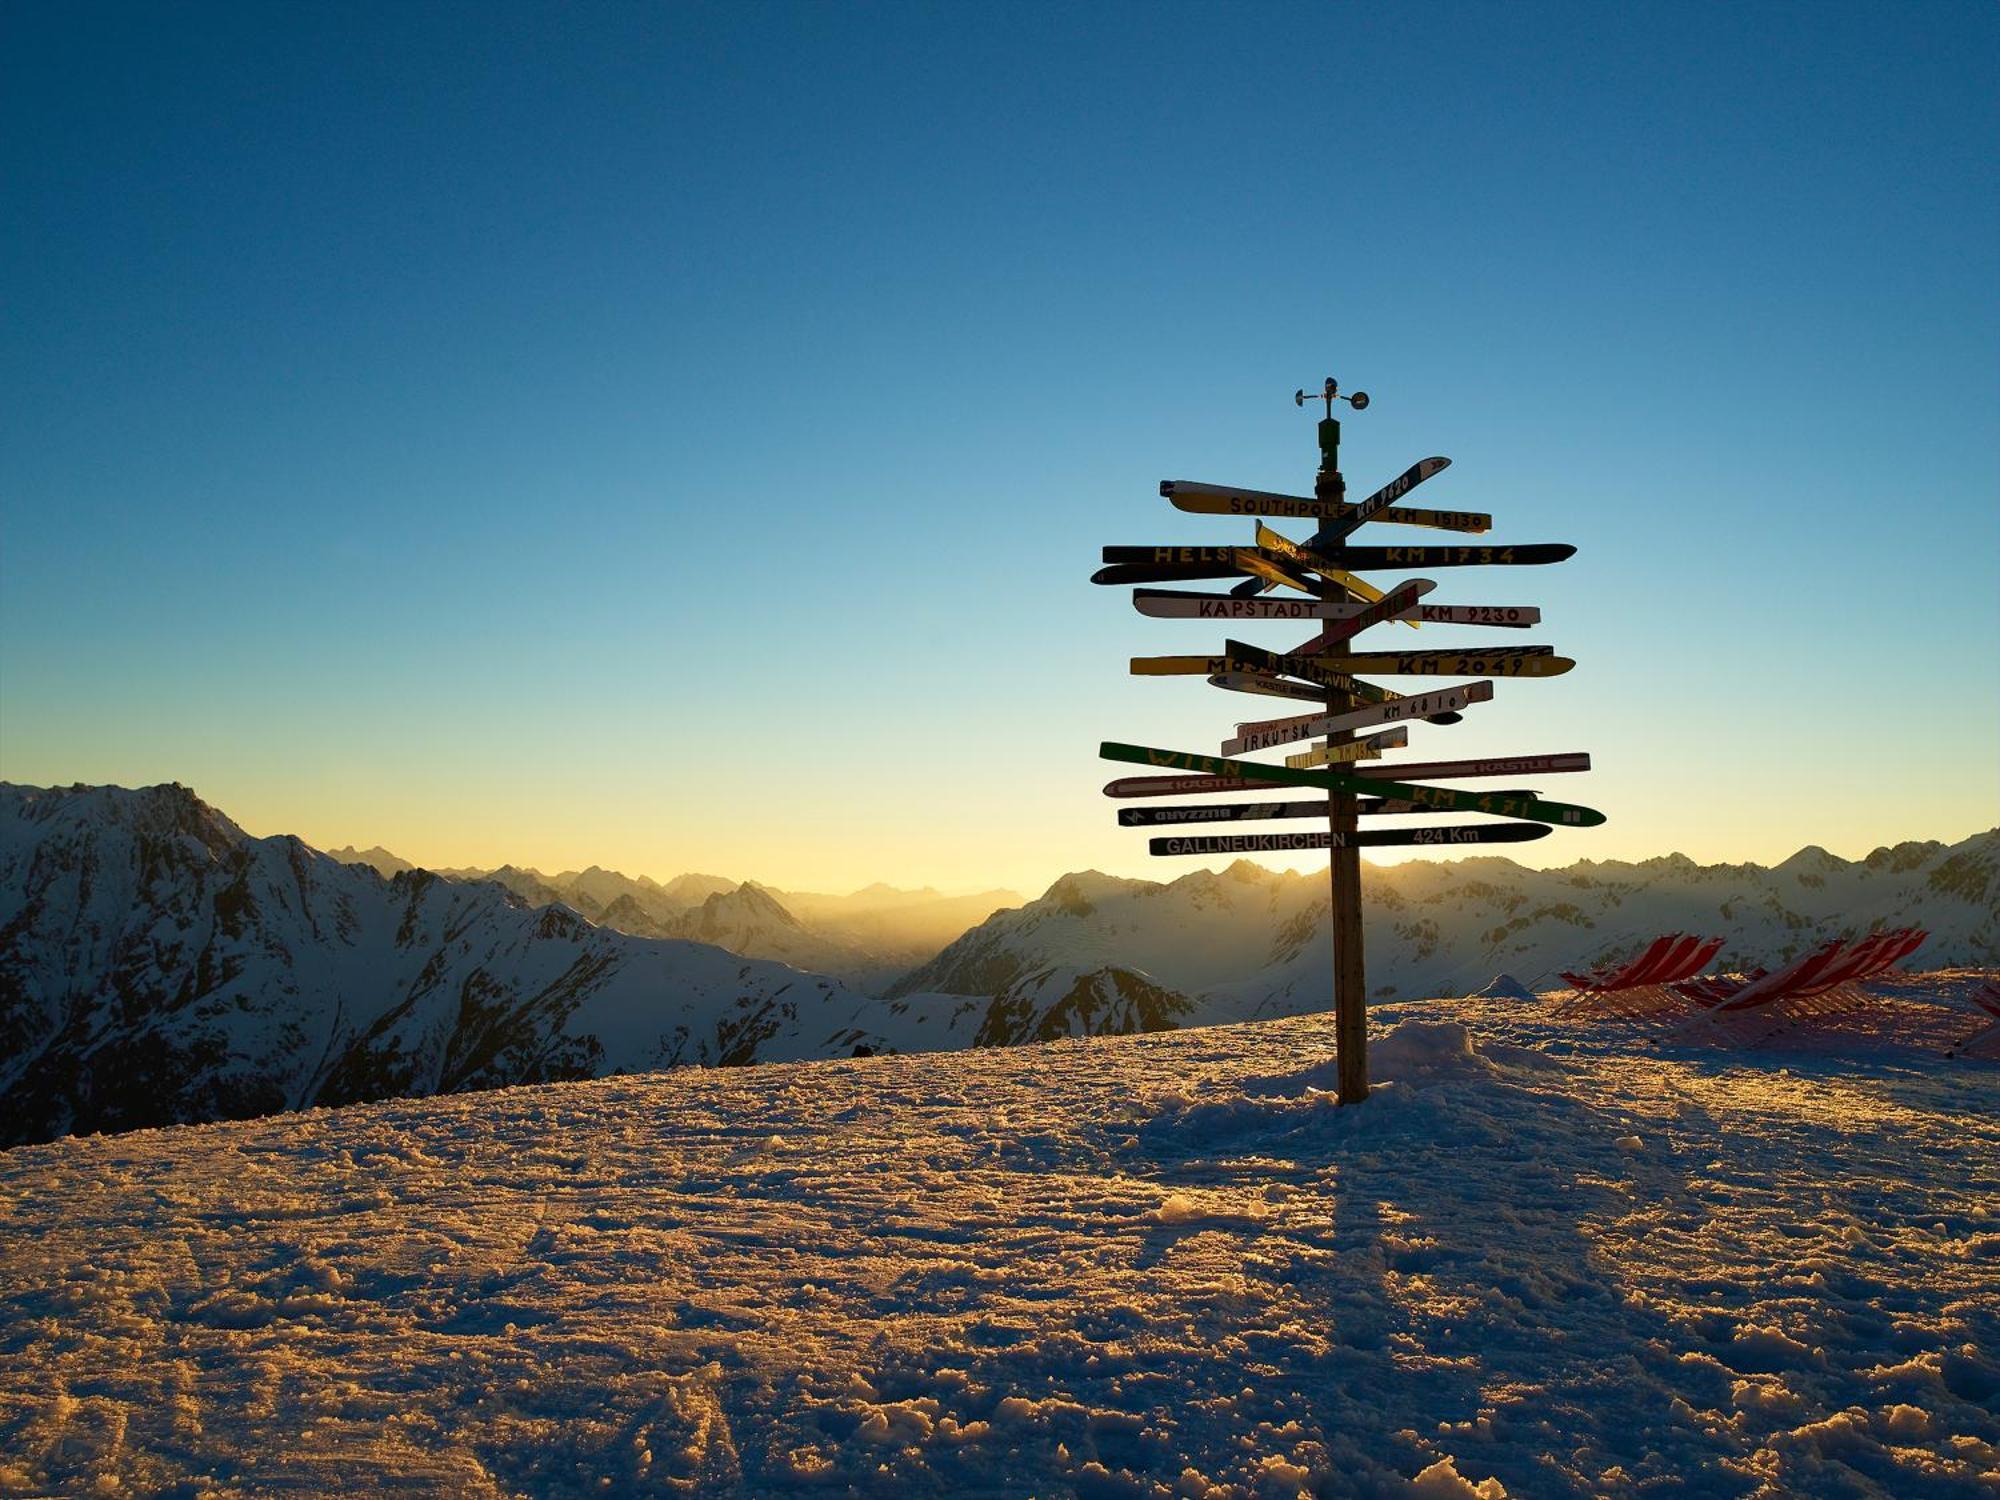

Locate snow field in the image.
[0,997,1994,1496]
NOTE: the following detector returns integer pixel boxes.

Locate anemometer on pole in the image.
[1297,376,1368,503]
[1090,372,1603,1104]
[1295,377,1370,414]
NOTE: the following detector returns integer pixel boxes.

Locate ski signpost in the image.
[1092,375,1603,1105]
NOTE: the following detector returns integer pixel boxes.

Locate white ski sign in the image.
[1206,672,1334,702]
[1221,681,1493,754]
[1133,591,1354,621]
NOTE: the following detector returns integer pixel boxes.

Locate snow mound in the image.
[1372,1020,1493,1083]
[1221,1022,1544,1107]
[1143,1023,1519,1156]
[1465,973,1539,1002]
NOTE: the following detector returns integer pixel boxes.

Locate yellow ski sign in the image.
[1284,727,1410,769]
[1255,523,1383,604]
[1317,652,1574,678]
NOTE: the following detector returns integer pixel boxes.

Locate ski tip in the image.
[1158,480,1175,497]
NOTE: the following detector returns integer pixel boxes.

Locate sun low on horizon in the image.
[3,3,1996,898]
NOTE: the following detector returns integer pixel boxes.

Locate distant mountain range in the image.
[3,781,1992,1147]
[323,848,1020,990]
[892,834,1997,1022]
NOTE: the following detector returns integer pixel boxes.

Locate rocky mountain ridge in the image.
[0,783,901,1147]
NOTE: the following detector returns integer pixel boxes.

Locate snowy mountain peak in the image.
[595,891,672,937]
[0,780,247,862]
[1040,870,1153,917]
[1222,857,1282,885]
[1776,844,1844,874]
[688,882,805,933]
[1635,852,1700,871]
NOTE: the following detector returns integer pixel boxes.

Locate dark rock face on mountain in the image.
[854,964,1199,1054]
[0,783,883,1147]
[969,966,1195,1046]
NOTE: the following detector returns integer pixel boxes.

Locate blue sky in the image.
[3,1,1995,894]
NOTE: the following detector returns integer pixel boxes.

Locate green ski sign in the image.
[1098,742,1605,828]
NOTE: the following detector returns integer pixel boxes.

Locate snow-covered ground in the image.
[1,987,1995,1498]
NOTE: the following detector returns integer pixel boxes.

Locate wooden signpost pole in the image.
[1090,371,1600,1108]
[1310,385,1370,1104]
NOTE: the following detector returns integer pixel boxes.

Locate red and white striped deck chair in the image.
[1800,927,1924,1004]
[1789,928,1905,996]
[1556,934,1685,1018]
[1562,933,1681,994]
[1598,934,1725,1023]
[1658,936,1852,1045]
[1945,981,2000,1059]
[1588,933,1711,1021]
[1873,927,1932,982]
[1750,929,1919,1043]
[1653,933,1725,988]
[1869,926,1934,984]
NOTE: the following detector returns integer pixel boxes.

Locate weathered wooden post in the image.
[1090,374,1604,1103]
[1308,384,1371,1103]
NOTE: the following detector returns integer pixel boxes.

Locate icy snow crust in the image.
[3,1001,1996,1497]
